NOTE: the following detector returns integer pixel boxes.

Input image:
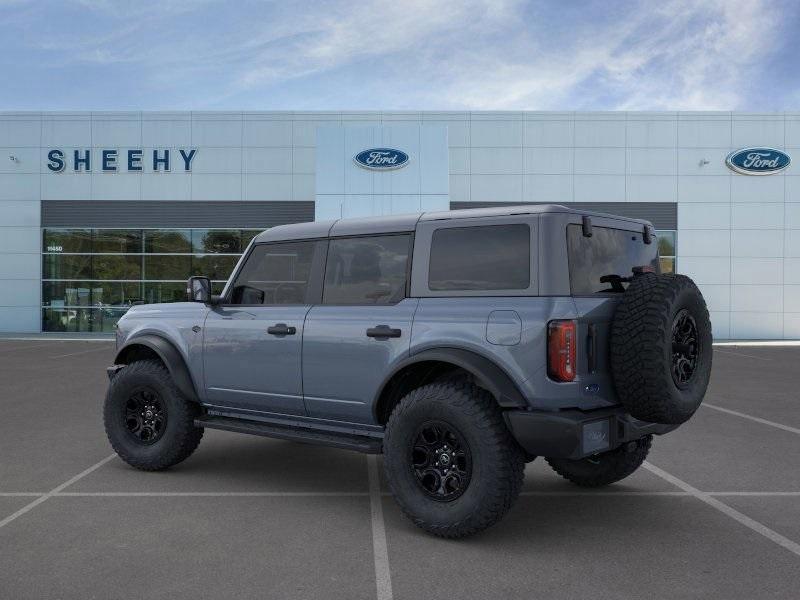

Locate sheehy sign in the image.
[46,148,197,172]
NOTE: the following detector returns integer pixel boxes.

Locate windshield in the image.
[567,224,659,294]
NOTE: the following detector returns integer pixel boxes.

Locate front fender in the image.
[114,334,199,402]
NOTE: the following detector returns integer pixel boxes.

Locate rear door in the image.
[565,219,660,407]
[302,233,417,424]
[203,240,324,416]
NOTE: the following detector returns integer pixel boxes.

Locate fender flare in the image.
[374,347,528,410]
[114,334,199,402]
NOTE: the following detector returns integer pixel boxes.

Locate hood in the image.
[122,302,209,319]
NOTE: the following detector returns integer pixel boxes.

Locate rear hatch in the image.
[566,219,660,408]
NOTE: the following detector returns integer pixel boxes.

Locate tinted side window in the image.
[428,224,530,291]
[323,235,410,305]
[567,224,659,295]
[230,241,316,305]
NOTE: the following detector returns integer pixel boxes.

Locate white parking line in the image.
[367,455,393,600]
[708,492,800,497]
[702,403,800,436]
[714,348,772,361]
[0,342,60,354]
[3,490,800,498]
[644,462,800,558]
[714,341,800,347]
[520,491,690,496]
[48,345,113,359]
[0,454,115,530]
[55,491,370,497]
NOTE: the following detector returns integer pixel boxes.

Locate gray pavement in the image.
[0,340,799,599]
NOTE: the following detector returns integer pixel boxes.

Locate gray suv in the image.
[104,204,712,537]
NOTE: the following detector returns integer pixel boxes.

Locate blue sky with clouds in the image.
[1,0,798,111]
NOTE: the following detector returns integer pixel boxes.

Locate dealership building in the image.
[0,110,798,339]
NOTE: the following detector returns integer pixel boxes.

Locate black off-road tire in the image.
[546,435,652,487]
[104,359,204,471]
[610,273,712,425]
[383,378,525,538]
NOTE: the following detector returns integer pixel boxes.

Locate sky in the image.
[1,0,798,111]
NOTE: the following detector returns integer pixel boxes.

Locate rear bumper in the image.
[504,406,678,460]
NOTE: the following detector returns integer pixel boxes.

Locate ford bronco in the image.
[104,204,712,537]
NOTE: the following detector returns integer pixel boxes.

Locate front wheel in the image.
[383,378,525,538]
[546,435,652,487]
[104,359,204,471]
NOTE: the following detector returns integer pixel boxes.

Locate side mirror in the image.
[187,276,212,303]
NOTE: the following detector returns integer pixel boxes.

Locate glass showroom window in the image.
[656,230,676,274]
[41,228,262,333]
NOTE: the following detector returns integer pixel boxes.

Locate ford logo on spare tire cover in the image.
[354,148,409,170]
[725,147,790,175]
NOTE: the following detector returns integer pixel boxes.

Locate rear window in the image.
[428,224,530,291]
[567,224,659,295]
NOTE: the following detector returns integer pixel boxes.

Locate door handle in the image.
[366,325,402,339]
[267,323,296,336]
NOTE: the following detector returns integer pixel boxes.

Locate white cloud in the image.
[419,0,783,110]
[234,1,522,89]
[608,0,780,110]
[222,0,784,110]
[1,0,791,110]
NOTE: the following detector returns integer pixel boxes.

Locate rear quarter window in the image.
[567,224,659,295]
[428,224,530,291]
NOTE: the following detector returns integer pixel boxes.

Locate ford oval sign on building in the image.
[726,147,790,175]
[354,148,409,170]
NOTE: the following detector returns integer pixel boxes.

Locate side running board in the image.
[194,415,383,454]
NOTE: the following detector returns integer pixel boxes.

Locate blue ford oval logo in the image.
[354,148,409,170]
[726,147,790,175]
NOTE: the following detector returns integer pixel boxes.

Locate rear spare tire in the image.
[610,273,712,425]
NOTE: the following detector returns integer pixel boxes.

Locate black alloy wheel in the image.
[105,359,204,471]
[383,377,525,537]
[411,421,472,501]
[610,272,713,424]
[671,309,699,387]
[124,387,167,445]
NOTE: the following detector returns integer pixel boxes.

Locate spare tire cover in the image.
[610,273,712,425]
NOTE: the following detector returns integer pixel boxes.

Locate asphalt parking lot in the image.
[1,339,799,599]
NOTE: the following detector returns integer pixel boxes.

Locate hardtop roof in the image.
[253,204,651,243]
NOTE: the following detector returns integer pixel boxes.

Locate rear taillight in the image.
[547,320,576,382]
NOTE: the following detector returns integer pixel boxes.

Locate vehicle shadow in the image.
[95,432,371,493]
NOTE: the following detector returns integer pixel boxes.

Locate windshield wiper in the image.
[599,265,657,293]
[598,274,630,293]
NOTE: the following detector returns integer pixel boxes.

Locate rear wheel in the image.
[546,435,652,487]
[104,359,204,471]
[383,378,525,538]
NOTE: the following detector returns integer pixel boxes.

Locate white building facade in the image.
[0,110,798,339]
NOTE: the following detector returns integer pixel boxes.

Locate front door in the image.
[203,240,322,416]
[302,233,416,424]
